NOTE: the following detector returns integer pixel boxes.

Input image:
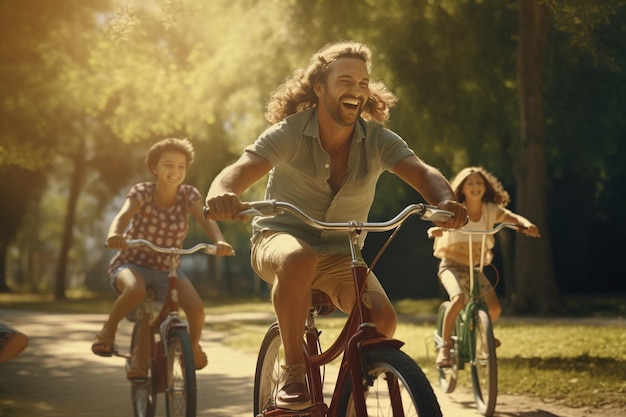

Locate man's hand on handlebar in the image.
[435,200,468,230]
[204,192,250,222]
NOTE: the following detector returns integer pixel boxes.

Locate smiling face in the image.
[316,57,370,127]
[461,172,486,203]
[151,151,188,187]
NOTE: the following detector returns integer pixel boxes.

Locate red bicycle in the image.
[109,239,220,417]
[244,200,451,417]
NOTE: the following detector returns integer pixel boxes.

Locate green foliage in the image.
[1,0,625,296]
[546,0,626,71]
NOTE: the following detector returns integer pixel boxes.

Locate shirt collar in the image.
[303,108,366,143]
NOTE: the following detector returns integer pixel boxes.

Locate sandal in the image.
[91,333,115,357]
[436,341,453,368]
[193,345,208,370]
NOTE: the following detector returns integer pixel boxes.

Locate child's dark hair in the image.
[145,138,195,170]
[450,166,511,206]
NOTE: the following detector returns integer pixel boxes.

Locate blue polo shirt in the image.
[247,108,415,254]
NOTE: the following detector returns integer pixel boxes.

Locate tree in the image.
[512,0,559,313]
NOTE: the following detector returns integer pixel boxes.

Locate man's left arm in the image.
[392,155,467,229]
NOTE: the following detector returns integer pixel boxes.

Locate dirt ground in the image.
[0,309,623,417]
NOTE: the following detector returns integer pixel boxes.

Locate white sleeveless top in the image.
[433,202,511,266]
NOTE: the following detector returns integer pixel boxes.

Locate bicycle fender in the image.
[360,337,404,350]
[160,317,188,341]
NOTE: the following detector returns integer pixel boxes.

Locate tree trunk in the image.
[53,152,86,300]
[0,241,11,292]
[511,0,559,314]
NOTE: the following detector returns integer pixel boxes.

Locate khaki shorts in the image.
[438,259,494,299]
[251,231,390,313]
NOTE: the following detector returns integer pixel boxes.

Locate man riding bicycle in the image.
[205,40,467,410]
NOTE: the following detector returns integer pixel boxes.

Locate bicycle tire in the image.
[435,301,458,393]
[470,309,497,416]
[253,322,284,415]
[338,346,442,417]
[129,321,157,417]
[164,327,197,417]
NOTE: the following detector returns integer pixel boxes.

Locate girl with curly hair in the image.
[429,166,540,368]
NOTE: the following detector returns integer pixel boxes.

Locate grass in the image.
[208,295,626,411]
[2,292,625,410]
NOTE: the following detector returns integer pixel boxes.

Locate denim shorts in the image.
[109,264,189,303]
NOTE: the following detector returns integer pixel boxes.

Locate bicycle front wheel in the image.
[253,322,284,415]
[470,309,497,416]
[165,327,196,417]
[129,321,157,417]
[338,346,442,417]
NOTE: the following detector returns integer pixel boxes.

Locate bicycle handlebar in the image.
[238,200,453,232]
[114,239,218,255]
[455,222,519,235]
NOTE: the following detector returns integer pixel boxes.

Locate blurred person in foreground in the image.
[0,322,28,363]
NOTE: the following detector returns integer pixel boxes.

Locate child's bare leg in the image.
[93,268,145,356]
[178,279,207,369]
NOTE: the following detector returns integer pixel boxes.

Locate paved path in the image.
[0,309,620,417]
[0,309,257,417]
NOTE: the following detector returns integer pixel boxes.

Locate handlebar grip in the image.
[420,205,454,223]
[104,240,141,249]
[245,200,280,216]
[204,200,280,219]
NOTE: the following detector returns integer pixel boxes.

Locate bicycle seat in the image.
[311,289,337,316]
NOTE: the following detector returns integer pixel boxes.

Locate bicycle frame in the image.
[118,241,218,370]
[433,222,520,416]
[453,223,518,369]
[247,200,452,417]
[111,239,218,417]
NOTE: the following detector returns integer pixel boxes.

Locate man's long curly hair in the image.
[264,40,398,125]
[450,166,511,207]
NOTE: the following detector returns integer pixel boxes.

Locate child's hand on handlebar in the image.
[204,192,250,222]
[427,227,443,238]
[106,234,127,250]
[435,200,468,230]
[519,223,540,238]
[215,241,235,256]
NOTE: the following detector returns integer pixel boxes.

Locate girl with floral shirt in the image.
[92,138,233,379]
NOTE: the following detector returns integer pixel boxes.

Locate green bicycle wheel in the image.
[470,309,497,416]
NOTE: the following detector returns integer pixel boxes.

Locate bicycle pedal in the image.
[113,350,130,359]
[129,377,149,384]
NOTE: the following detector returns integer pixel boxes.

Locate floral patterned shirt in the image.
[108,182,201,273]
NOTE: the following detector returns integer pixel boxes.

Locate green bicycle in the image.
[433,222,519,417]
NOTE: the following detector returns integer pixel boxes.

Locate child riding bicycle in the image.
[91,138,234,380]
[429,166,539,368]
